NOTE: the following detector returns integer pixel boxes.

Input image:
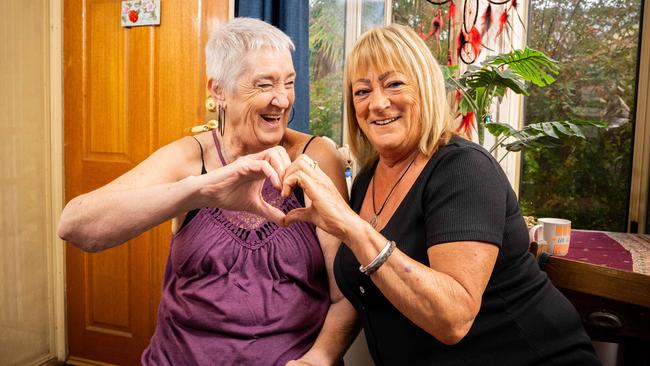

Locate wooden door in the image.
[63,1,229,364]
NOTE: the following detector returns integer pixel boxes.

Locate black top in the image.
[334,136,600,366]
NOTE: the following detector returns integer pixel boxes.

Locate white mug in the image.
[528,218,571,256]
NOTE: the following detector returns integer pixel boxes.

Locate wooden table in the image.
[531,230,650,365]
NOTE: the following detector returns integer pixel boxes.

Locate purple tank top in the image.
[142,133,329,365]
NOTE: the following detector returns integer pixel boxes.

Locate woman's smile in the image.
[260,113,284,123]
[371,116,401,126]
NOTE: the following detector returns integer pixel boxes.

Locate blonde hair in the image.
[205,18,294,94]
[344,24,454,171]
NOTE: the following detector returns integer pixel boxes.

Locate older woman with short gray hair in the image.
[58,17,356,366]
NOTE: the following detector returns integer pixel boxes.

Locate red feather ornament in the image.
[457,29,467,58]
[454,89,463,104]
[468,25,482,58]
[458,111,475,138]
[481,3,493,35]
[495,7,509,39]
[432,8,443,51]
[448,1,457,22]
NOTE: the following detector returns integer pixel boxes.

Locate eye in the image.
[285,80,295,89]
[257,83,273,91]
[354,89,370,97]
[387,80,405,88]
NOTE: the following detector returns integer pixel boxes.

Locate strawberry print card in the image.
[121,0,160,27]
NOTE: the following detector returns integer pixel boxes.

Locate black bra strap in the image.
[191,136,207,174]
[181,137,207,230]
[302,136,318,154]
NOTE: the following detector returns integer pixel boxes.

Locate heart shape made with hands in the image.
[213,156,296,226]
[214,148,322,228]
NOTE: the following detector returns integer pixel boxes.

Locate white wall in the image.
[0,0,63,364]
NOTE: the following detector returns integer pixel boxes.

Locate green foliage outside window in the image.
[309,0,345,144]
[521,0,641,231]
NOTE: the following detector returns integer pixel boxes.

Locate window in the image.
[520,0,643,231]
[309,0,346,144]
[392,0,452,65]
[309,0,385,145]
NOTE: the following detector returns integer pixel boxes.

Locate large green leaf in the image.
[487,120,603,153]
[486,48,559,87]
[485,122,517,138]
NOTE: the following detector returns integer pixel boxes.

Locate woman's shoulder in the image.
[144,134,208,179]
[283,129,311,158]
[284,129,340,162]
[430,135,497,168]
[422,135,507,188]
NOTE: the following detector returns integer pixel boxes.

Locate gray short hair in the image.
[205,18,295,93]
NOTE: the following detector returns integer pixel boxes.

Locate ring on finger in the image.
[309,160,318,170]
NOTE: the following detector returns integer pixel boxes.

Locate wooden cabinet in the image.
[542,255,650,365]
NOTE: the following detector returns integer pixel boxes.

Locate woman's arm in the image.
[58,137,291,252]
[342,219,497,345]
[289,139,359,365]
[292,229,360,366]
[58,137,203,251]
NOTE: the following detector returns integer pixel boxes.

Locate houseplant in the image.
[445,47,602,162]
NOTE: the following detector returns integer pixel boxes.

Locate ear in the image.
[207,79,226,103]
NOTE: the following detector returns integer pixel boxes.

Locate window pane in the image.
[392,0,451,65]
[520,0,642,231]
[309,0,346,144]
[361,0,385,34]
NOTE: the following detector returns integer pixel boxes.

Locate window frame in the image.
[628,0,650,232]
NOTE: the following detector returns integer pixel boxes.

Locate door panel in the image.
[64,1,229,364]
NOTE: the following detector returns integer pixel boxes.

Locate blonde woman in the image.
[282,24,601,365]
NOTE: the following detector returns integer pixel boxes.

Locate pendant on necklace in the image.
[369,214,378,228]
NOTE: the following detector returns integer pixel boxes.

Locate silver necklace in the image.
[370,155,418,228]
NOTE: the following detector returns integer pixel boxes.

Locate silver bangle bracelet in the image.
[359,240,396,276]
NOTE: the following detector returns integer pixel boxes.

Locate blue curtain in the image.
[236,0,310,134]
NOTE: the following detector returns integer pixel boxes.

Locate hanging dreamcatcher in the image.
[420,0,523,65]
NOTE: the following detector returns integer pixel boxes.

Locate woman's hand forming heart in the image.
[281,154,358,242]
[194,146,292,225]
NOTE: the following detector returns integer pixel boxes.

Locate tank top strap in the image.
[191,136,207,174]
[211,129,228,165]
[302,136,318,154]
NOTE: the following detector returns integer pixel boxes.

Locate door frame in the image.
[50,0,66,360]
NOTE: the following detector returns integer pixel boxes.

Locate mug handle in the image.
[529,224,542,244]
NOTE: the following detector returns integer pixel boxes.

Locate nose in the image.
[271,87,290,109]
[369,89,390,111]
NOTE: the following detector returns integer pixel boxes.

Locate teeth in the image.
[261,114,282,122]
[374,117,399,125]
